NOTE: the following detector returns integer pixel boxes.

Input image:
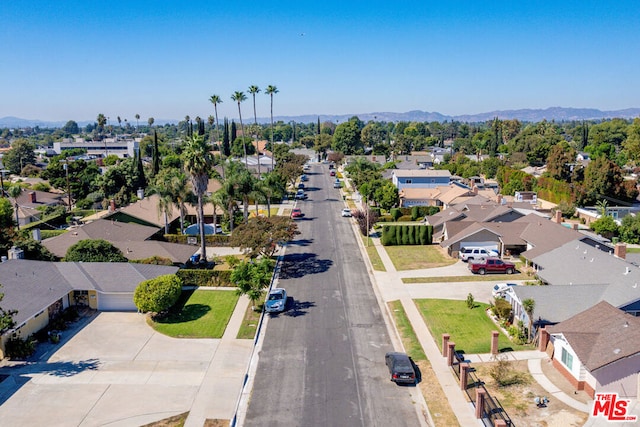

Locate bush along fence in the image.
[176,269,233,287]
[443,332,515,427]
[381,224,433,246]
[164,233,231,246]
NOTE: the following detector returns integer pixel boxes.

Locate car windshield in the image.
[269,293,283,300]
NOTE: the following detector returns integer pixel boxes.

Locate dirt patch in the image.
[415,360,460,427]
[204,419,230,427]
[140,412,189,427]
[474,360,588,427]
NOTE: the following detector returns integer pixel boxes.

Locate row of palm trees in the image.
[208,85,279,172]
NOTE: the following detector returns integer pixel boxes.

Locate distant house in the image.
[0,259,178,358]
[540,301,640,398]
[514,191,537,204]
[575,206,635,227]
[12,188,67,226]
[391,169,451,191]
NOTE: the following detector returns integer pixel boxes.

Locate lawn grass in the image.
[403,272,532,283]
[414,299,532,354]
[236,302,262,339]
[384,245,456,270]
[150,290,239,338]
[387,301,459,427]
[627,247,640,253]
[361,236,386,271]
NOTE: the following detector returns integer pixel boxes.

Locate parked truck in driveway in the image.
[468,257,516,275]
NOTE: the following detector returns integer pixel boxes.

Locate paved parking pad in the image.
[0,312,250,427]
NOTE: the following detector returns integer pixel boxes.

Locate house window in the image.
[561,347,573,370]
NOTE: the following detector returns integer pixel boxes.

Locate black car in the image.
[385,352,416,385]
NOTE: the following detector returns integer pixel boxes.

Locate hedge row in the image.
[165,234,231,246]
[176,269,234,287]
[381,224,433,246]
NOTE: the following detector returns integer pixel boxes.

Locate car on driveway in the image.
[291,208,303,218]
[341,208,352,217]
[469,258,516,275]
[385,352,416,385]
[492,282,517,298]
[265,288,287,313]
[459,247,499,262]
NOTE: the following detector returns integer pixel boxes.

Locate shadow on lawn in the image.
[154,304,211,324]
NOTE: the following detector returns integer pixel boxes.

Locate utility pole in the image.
[64,160,71,212]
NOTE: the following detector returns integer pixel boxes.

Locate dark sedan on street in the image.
[385,352,416,385]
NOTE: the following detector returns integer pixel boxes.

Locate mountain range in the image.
[2,107,640,128]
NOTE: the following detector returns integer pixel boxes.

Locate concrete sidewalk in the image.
[184,295,252,427]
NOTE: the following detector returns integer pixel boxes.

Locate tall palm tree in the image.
[97,113,108,156]
[151,174,175,235]
[207,190,226,235]
[522,298,536,344]
[265,85,278,171]
[231,91,248,167]
[261,171,285,218]
[182,134,213,262]
[209,95,223,149]
[148,117,154,128]
[248,85,261,176]
[135,114,140,132]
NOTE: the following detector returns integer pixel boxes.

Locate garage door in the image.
[98,293,136,311]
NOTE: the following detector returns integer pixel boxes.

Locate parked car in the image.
[329,170,336,177]
[298,182,305,189]
[300,174,308,181]
[341,208,352,217]
[469,258,516,275]
[295,190,307,200]
[303,164,311,171]
[385,352,416,385]
[265,288,287,313]
[492,283,517,298]
[333,179,341,188]
[459,247,499,262]
[291,208,303,218]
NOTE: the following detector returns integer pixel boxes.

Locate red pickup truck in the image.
[468,257,516,275]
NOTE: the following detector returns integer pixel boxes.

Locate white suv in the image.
[459,247,499,262]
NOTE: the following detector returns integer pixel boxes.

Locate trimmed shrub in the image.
[411,206,420,221]
[397,215,413,222]
[401,226,409,245]
[5,335,37,359]
[408,225,416,245]
[378,214,393,223]
[134,274,183,313]
[493,298,512,321]
[390,208,402,221]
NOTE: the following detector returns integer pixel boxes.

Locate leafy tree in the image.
[12,235,56,261]
[41,157,100,201]
[580,156,631,205]
[546,141,576,182]
[0,198,17,256]
[61,120,79,135]
[332,117,364,155]
[619,214,640,244]
[3,139,36,174]
[133,274,183,314]
[313,133,332,160]
[623,118,640,164]
[229,216,299,258]
[64,239,128,262]
[182,133,214,263]
[0,285,17,334]
[361,122,388,148]
[373,180,399,211]
[590,215,618,240]
[231,258,275,311]
[352,207,380,236]
[344,157,382,188]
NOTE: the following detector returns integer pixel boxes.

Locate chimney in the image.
[497,194,503,205]
[572,223,578,230]
[109,199,116,212]
[29,191,36,203]
[472,185,478,195]
[555,210,562,224]
[614,242,627,260]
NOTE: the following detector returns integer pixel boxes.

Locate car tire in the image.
[506,268,514,274]
[478,268,486,275]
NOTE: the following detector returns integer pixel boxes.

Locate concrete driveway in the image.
[0,310,252,427]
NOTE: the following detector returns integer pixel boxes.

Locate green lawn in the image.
[414,299,532,354]
[388,301,425,360]
[150,289,239,338]
[384,245,456,270]
[361,236,386,271]
[236,302,262,339]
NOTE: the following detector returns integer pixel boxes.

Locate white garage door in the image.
[99,293,136,311]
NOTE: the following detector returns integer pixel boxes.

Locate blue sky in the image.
[1,1,639,123]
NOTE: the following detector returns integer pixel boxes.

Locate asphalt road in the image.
[244,164,422,427]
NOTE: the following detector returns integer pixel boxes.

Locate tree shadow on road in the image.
[279,253,333,278]
[283,299,316,318]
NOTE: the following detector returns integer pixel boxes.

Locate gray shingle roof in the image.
[0,260,178,328]
[547,301,640,371]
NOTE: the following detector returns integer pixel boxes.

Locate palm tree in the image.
[97,113,108,156]
[208,190,226,235]
[522,298,536,343]
[152,174,175,235]
[148,117,154,128]
[209,95,223,150]
[265,85,278,171]
[182,134,213,262]
[135,114,140,132]
[231,91,248,167]
[8,185,21,230]
[248,85,262,176]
